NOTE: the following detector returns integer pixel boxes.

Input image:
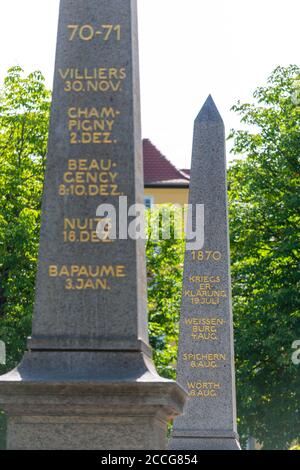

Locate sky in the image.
[0,0,299,169]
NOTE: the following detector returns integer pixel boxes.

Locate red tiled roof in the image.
[143,139,189,186]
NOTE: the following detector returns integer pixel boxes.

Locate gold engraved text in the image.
[184,275,227,305]
[68,24,121,42]
[49,264,126,291]
[59,68,127,93]
[182,353,226,369]
[187,382,222,398]
[184,317,226,341]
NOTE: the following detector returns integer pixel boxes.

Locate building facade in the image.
[143,139,190,207]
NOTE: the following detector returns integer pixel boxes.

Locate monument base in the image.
[0,350,187,450]
[169,431,241,450]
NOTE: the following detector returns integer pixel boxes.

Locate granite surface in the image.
[169,96,240,450]
[0,0,187,450]
[29,0,148,352]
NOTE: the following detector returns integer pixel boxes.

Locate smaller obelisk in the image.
[170,96,240,450]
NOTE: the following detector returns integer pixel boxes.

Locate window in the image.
[144,196,154,209]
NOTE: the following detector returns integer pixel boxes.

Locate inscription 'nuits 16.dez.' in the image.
[63,217,113,244]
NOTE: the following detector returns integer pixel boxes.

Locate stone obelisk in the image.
[170,96,240,450]
[0,0,186,450]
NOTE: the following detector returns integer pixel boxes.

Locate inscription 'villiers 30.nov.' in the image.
[59,68,127,93]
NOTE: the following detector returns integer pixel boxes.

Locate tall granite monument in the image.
[170,96,240,450]
[0,0,186,450]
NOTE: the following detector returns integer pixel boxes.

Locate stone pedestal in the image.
[170,433,240,451]
[1,351,185,450]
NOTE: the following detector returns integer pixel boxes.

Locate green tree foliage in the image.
[146,207,185,379]
[0,67,51,449]
[228,65,300,449]
[0,67,51,375]
[289,443,300,450]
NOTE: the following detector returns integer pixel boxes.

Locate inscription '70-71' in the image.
[68,24,121,42]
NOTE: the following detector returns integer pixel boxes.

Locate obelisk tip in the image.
[195,95,224,124]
